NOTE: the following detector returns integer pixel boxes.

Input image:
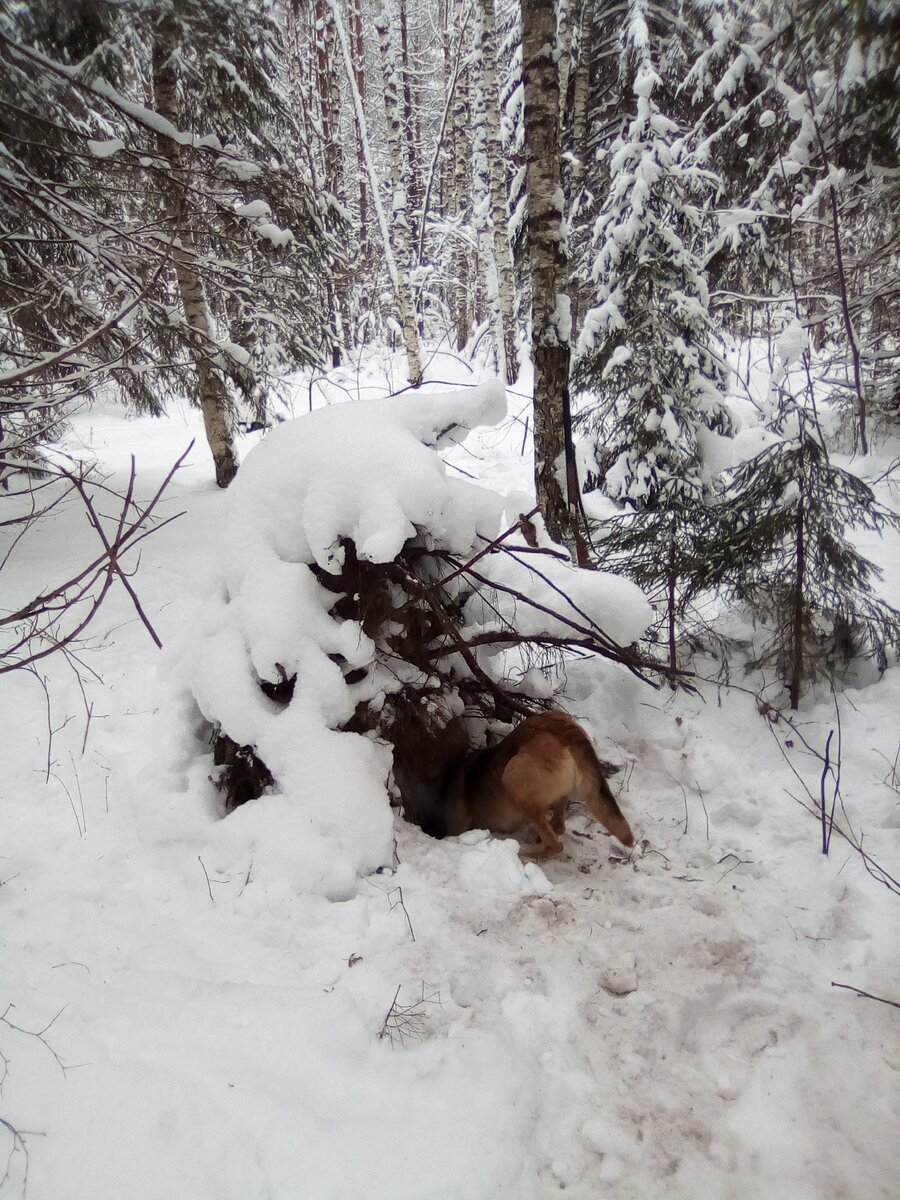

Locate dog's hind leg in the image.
[516,812,564,859]
[502,738,572,859]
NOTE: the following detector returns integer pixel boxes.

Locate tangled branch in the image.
[0,443,192,674]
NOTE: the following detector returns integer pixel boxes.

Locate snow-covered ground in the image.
[2,356,898,1199]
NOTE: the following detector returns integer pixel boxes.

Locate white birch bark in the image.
[472,13,503,378]
[330,0,423,384]
[313,0,345,366]
[557,0,574,125]
[479,0,520,383]
[152,18,237,488]
[398,0,421,216]
[350,0,370,256]
[374,0,424,383]
[570,1,593,186]
[449,0,471,352]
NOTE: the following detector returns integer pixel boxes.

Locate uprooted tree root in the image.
[211,512,659,822]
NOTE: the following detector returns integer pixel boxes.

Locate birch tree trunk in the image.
[350,0,369,259]
[449,0,471,352]
[472,17,502,377]
[557,0,575,132]
[438,0,452,214]
[374,0,424,383]
[520,0,582,555]
[570,2,592,188]
[398,0,421,216]
[314,0,345,367]
[152,18,237,488]
[480,0,520,383]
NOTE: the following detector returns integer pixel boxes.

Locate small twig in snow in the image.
[695,778,710,841]
[49,771,83,839]
[831,982,900,1011]
[198,856,215,905]
[820,729,836,854]
[377,983,441,1047]
[0,1003,69,1077]
[388,886,415,942]
[1,1115,43,1197]
[716,853,753,884]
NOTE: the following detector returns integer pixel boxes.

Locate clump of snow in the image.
[234,199,272,219]
[87,136,125,158]
[255,222,293,248]
[776,318,809,367]
[220,340,250,366]
[188,383,509,898]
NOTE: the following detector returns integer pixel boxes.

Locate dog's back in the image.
[445,710,634,857]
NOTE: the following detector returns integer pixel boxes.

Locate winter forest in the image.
[1,0,899,1197]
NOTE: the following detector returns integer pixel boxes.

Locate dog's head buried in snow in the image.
[444,710,634,860]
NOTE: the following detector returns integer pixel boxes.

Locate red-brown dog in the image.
[445,710,634,858]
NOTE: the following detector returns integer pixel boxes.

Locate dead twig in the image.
[0,442,192,674]
[388,886,415,943]
[198,856,215,905]
[436,506,540,588]
[377,983,441,1047]
[0,1004,69,1078]
[1,1115,42,1197]
[820,729,836,855]
[767,719,899,897]
[831,982,900,1011]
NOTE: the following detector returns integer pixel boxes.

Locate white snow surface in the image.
[1,354,898,1199]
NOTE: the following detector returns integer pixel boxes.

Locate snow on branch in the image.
[188,383,654,898]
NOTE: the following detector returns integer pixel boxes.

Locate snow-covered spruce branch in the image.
[0,444,192,674]
[428,512,662,680]
[787,21,869,452]
[0,255,171,393]
[0,30,263,174]
[396,545,663,687]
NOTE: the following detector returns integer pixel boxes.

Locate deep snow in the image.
[1,354,898,1199]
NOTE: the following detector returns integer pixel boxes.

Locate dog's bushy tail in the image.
[572,738,635,848]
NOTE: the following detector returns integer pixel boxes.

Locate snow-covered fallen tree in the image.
[188,381,653,898]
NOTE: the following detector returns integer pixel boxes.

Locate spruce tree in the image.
[717,407,900,707]
[573,4,731,510]
[570,4,733,664]
[687,0,900,450]
[590,483,731,672]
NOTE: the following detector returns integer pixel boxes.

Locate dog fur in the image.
[444,710,634,858]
